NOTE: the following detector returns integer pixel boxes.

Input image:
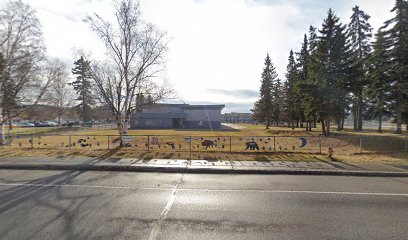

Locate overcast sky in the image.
[0,0,396,112]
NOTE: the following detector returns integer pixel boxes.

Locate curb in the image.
[0,163,408,177]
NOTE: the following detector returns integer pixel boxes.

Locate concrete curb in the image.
[0,163,407,177]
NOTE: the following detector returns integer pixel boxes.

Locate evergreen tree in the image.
[284,50,297,129]
[252,54,278,129]
[272,77,285,125]
[314,9,350,135]
[347,5,373,131]
[71,56,94,122]
[296,34,316,130]
[382,0,408,133]
[365,30,391,132]
[305,26,320,130]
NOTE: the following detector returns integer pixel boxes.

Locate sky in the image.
[0,0,396,113]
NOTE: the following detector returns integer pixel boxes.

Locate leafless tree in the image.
[43,58,75,125]
[85,0,174,137]
[0,0,49,144]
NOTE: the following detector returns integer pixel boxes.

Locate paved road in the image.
[0,170,407,240]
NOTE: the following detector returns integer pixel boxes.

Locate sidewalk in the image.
[0,156,407,177]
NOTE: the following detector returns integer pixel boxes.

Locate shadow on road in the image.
[0,170,117,239]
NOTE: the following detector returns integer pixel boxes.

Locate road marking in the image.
[0,183,169,190]
[149,174,184,240]
[176,189,408,197]
[0,183,407,197]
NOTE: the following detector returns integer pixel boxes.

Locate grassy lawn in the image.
[1,123,407,164]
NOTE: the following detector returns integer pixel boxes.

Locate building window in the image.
[198,121,204,126]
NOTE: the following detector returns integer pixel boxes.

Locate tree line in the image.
[253,1,408,135]
[0,0,172,144]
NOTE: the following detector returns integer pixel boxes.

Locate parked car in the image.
[46,121,58,127]
[62,121,79,126]
[34,122,50,127]
[20,122,35,128]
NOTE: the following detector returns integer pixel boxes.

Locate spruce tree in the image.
[305,26,320,130]
[272,77,285,125]
[71,56,94,122]
[252,54,277,129]
[314,9,350,135]
[295,35,311,129]
[347,5,373,131]
[284,50,297,129]
[382,0,408,133]
[365,30,391,133]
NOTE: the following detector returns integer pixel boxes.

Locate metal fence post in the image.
[318,135,322,154]
[107,135,110,150]
[147,135,150,151]
[359,136,363,154]
[189,136,192,160]
[273,136,276,151]
[229,136,232,153]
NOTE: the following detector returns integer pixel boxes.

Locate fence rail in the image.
[1,133,407,155]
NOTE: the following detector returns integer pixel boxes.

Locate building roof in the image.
[145,103,225,111]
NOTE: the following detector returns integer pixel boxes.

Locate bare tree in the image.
[43,58,75,125]
[0,0,48,144]
[85,0,173,137]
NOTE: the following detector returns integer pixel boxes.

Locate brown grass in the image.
[1,124,407,164]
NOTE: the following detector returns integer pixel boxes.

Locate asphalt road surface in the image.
[0,170,407,240]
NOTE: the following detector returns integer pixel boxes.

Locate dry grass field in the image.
[1,124,407,164]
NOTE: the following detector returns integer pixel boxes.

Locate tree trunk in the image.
[326,119,331,136]
[396,112,402,134]
[337,118,342,131]
[117,121,122,134]
[395,77,402,134]
[377,95,383,133]
[321,120,326,136]
[0,108,4,145]
[122,115,129,135]
[357,91,363,131]
[396,99,402,134]
[265,119,270,129]
[341,117,344,131]
[352,103,357,131]
[8,119,12,130]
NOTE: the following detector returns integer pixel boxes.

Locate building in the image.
[130,104,225,129]
[221,112,253,124]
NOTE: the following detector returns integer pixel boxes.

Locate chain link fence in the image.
[1,133,407,155]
